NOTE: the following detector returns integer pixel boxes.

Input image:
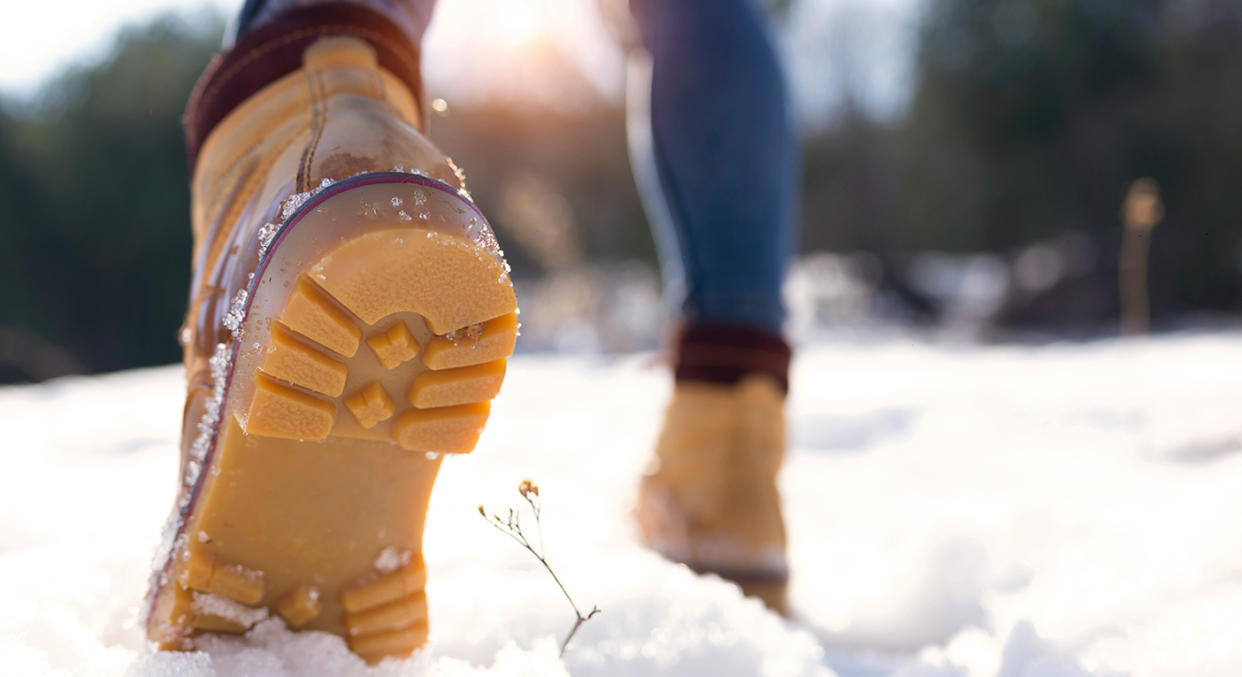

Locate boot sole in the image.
[637,477,790,617]
[147,174,517,663]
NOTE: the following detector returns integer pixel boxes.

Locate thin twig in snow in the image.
[479,478,601,658]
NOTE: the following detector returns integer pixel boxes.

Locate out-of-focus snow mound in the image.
[3,334,1242,676]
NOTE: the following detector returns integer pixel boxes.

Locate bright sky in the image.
[2,0,231,95]
[1,0,919,124]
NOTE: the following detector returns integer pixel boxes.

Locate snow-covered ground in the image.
[3,332,1242,676]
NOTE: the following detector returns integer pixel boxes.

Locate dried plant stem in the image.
[560,606,602,657]
[480,482,601,658]
[1120,178,1163,336]
[1120,227,1151,335]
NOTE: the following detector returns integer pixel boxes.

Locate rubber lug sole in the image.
[148,175,517,663]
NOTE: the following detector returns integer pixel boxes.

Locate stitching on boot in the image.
[297,65,328,193]
[199,122,304,231]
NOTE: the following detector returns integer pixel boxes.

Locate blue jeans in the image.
[236,0,797,334]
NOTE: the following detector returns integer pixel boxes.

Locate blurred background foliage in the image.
[3,0,1242,382]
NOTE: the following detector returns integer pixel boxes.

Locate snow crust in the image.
[3,333,1242,676]
[374,547,412,574]
[192,593,270,628]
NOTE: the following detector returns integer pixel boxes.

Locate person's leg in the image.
[231,0,435,47]
[629,0,797,368]
[628,0,798,614]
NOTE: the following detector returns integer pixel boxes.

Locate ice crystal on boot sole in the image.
[257,222,279,260]
[280,194,310,221]
[149,517,181,579]
[184,460,201,487]
[446,157,470,200]
[180,342,230,508]
[392,164,428,178]
[223,289,248,334]
[192,592,269,628]
[373,546,412,574]
[279,178,335,221]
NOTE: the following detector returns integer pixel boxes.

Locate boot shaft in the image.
[184,21,459,373]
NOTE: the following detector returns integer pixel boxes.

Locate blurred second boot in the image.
[637,374,789,614]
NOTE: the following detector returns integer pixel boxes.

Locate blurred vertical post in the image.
[1119,178,1163,336]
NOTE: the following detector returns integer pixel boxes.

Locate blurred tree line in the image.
[0,16,218,382]
[3,0,1242,382]
[806,0,1242,330]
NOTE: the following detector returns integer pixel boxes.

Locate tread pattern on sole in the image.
[174,549,271,635]
[274,585,322,628]
[421,313,518,371]
[246,287,516,447]
[171,222,518,662]
[340,562,429,661]
[243,227,517,455]
[190,612,248,634]
[246,372,336,441]
[260,324,349,397]
[392,402,491,453]
[178,549,266,605]
[281,278,362,358]
[339,560,427,613]
[366,321,420,370]
[343,381,397,429]
[189,591,269,634]
[407,359,506,409]
[348,625,430,663]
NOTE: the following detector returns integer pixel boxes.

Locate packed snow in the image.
[3,332,1242,676]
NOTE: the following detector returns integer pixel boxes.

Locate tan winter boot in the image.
[637,327,791,615]
[145,6,517,663]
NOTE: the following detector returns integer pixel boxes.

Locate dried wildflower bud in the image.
[477,505,486,517]
[518,478,539,498]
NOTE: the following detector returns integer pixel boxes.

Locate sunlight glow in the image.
[422,0,626,109]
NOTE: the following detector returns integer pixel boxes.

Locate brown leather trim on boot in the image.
[674,324,792,394]
[183,2,424,169]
